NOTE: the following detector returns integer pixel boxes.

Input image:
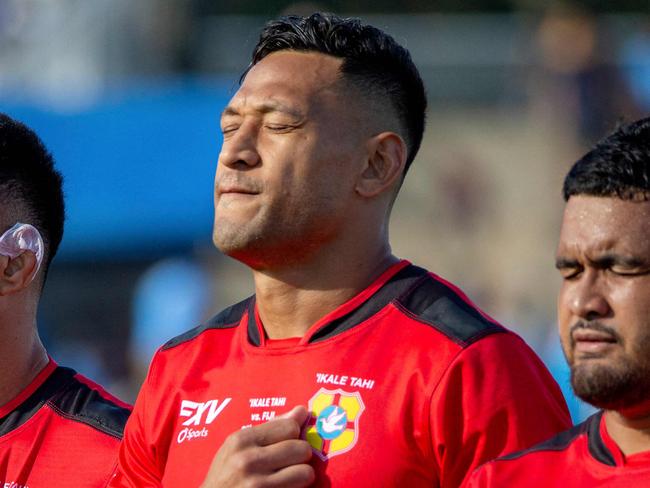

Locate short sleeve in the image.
[109,352,166,488]
[429,332,571,488]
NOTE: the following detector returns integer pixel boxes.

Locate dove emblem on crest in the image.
[318,407,347,434]
[305,388,365,460]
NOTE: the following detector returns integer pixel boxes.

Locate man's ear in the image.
[0,252,38,296]
[355,132,407,198]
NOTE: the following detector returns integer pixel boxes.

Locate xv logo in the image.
[179,398,232,426]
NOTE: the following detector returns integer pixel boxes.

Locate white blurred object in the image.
[0,222,45,281]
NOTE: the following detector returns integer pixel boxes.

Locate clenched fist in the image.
[200,406,315,488]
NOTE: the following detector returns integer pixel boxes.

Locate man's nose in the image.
[218,125,261,169]
[565,272,611,321]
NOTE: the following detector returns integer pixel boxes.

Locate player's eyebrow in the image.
[221,105,239,117]
[555,257,579,270]
[555,254,647,270]
[221,99,304,119]
[589,253,646,268]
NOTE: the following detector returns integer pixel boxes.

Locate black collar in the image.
[246,264,428,346]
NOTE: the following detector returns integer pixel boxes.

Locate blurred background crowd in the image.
[1,0,649,422]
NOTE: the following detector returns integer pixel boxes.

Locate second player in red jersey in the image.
[0,114,131,487]
[1,359,131,488]
[466,118,650,486]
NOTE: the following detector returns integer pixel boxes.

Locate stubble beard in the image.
[213,211,333,270]
[570,351,650,410]
[213,185,345,270]
[213,216,270,264]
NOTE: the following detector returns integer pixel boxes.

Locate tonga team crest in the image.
[304,388,365,460]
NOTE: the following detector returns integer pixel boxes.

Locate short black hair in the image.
[563,117,650,201]
[247,12,427,175]
[0,113,65,278]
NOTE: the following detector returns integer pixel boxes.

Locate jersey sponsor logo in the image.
[180,398,231,426]
[177,398,231,443]
[3,482,29,488]
[304,388,364,460]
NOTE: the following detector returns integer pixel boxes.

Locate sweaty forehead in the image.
[230,51,345,112]
[558,195,650,255]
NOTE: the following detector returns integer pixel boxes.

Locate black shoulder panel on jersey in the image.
[247,297,261,346]
[0,366,130,440]
[0,366,71,436]
[586,410,616,466]
[48,367,131,439]
[395,267,505,346]
[162,296,253,350]
[309,264,427,343]
[498,412,614,466]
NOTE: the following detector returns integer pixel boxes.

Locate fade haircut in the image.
[0,114,65,279]
[563,117,650,201]
[246,12,427,176]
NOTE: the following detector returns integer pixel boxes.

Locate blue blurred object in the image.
[131,257,212,365]
[1,77,233,260]
[621,31,650,111]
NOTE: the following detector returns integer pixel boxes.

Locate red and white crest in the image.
[304,388,365,460]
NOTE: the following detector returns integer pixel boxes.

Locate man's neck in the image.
[252,247,399,340]
[604,408,650,457]
[0,316,49,408]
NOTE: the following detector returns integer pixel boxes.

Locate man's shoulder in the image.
[161,296,252,351]
[0,365,130,486]
[394,264,507,347]
[478,413,601,474]
[1,365,131,443]
[48,367,132,440]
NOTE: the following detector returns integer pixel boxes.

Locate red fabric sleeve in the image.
[462,464,491,487]
[109,354,165,488]
[429,332,571,488]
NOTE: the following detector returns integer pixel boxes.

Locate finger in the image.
[252,439,312,472]
[277,405,310,426]
[252,417,302,446]
[263,464,315,488]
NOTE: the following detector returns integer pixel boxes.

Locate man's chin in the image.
[212,222,260,254]
[571,362,650,410]
[212,236,277,270]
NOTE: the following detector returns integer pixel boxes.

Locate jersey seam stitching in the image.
[161,320,241,352]
[45,399,124,440]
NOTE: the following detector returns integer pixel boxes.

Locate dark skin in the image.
[556,195,650,456]
[0,221,47,410]
[203,51,407,487]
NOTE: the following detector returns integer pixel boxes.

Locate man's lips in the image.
[218,186,259,196]
[571,328,617,355]
[572,329,617,343]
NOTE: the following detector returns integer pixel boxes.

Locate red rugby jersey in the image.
[112,261,570,487]
[0,359,131,488]
[465,411,650,487]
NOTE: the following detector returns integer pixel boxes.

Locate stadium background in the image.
[1,0,648,421]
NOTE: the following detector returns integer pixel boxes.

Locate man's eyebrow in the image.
[589,253,646,268]
[555,257,579,270]
[221,106,239,117]
[555,253,647,270]
[221,100,304,119]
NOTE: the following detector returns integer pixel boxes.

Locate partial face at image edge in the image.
[556,195,650,412]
